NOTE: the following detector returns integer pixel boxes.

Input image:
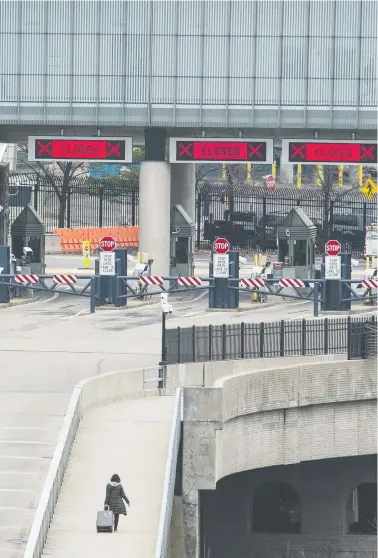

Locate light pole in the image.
[159,292,173,389]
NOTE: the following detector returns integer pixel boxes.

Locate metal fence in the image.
[365,323,378,360]
[165,316,376,365]
[6,174,376,257]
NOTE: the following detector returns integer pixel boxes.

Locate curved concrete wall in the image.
[216,359,377,480]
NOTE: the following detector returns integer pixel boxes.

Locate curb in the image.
[0,296,41,309]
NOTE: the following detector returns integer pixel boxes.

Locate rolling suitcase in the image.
[96,507,114,533]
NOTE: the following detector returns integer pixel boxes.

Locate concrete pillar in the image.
[139,128,170,277]
[279,163,294,184]
[170,163,196,222]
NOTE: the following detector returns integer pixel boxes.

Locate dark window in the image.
[253,481,301,534]
[347,483,377,534]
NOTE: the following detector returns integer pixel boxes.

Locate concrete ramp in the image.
[42,395,174,558]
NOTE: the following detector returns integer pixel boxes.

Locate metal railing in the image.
[155,387,182,558]
[165,316,377,365]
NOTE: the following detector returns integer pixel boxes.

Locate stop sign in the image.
[213,237,230,254]
[325,239,341,256]
[100,236,116,252]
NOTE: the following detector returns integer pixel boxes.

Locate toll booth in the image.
[277,207,316,281]
[10,204,46,274]
[170,204,195,277]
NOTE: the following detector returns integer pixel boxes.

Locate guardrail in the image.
[23,365,163,558]
[155,388,182,558]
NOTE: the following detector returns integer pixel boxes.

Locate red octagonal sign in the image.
[100,236,116,252]
[213,237,230,254]
[325,239,341,256]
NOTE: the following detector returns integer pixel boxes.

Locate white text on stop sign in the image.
[215,242,228,250]
[101,240,115,247]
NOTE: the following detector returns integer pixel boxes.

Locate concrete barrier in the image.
[166,353,348,389]
[23,366,167,558]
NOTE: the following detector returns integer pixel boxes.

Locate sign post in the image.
[212,237,230,279]
[99,236,116,276]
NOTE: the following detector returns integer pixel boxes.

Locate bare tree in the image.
[0,163,9,245]
[18,145,89,227]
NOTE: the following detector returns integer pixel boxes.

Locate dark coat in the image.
[104,483,129,515]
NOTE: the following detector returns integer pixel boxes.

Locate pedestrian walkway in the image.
[42,395,174,558]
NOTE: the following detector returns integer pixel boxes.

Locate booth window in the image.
[253,481,301,534]
[346,483,377,534]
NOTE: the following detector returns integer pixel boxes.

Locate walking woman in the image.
[104,474,130,532]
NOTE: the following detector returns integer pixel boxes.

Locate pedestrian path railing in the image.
[155,387,182,558]
[23,366,165,558]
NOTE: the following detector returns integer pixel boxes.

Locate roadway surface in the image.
[0,254,374,557]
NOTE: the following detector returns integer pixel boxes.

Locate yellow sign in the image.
[361,177,377,201]
[82,241,91,268]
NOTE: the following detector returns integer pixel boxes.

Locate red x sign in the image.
[291,144,305,159]
[361,145,375,161]
[248,143,262,158]
[178,143,193,157]
[106,142,120,157]
[37,141,52,156]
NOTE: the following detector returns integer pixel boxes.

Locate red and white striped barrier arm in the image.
[279,278,305,288]
[53,274,77,285]
[362,279,378,289]
[240,278,265,289]
[139,275,164,286]
[177,277,202,287]
[14,274,39,285]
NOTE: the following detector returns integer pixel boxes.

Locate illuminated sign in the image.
[169,138,273,164]
[282,140,377,166]
[27,136,133,162]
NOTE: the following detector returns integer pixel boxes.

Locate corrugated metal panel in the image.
[0,0,376,128]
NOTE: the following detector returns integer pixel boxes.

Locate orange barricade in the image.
[54,227,139,253]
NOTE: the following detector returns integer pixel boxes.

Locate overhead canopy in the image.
[277,207,317,240]
[11,203,45,237]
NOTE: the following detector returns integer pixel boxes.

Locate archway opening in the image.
[253,481,301,534]
[346,483,377,534]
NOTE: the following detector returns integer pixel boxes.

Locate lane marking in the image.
[41,292,59,303]
[62,309,87,320]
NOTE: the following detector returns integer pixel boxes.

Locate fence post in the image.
[34,177,40,211]
[66,187,71,228]
[301,319,306,355]
[196,193,202,249]
[324,318,328,354]
[131,189,137,226]
[192,325,196,362]
[313,281,319,317]
[222,323,227,360]
[259,322,265,358]
[208,324,212,361]
[280,320,285,357]
[241,321,245,359]
[177,327,181,364]
[98,186,104,228]
[347,316,352,360]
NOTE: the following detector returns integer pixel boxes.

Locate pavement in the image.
[0,253,375,557]
[42,396,174,558]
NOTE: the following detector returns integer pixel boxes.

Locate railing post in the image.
[324,317,328,354]
[259,322,265,358]
[222,323,227,360]
[347,316,352,360]
[313,281,319,317]
[131,189,136,226]
[241,321,245,359]
[196,192,202,249]
[66,186,71,228]
[177,327,181,364]
[280,320,285,357]
[208,324,212,361]
[90,276,96,314]
[192,325,196,362]
[302,319,306,355]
